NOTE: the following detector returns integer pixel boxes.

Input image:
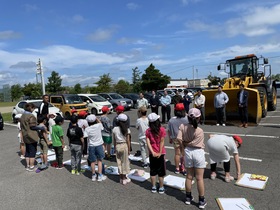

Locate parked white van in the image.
[78,94,113,115]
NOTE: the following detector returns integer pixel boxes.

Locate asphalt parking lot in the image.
[1,101,280,209]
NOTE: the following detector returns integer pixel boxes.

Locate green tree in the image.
[114,80,131,94]
[73,83,82,94]
[132,67,142,93]
[207,74,221,86]
[46,71,63,94]
[141,64,170,91]
[11,84,22,101]
[272,74,280,81]
[22,83,42,99]
[95,73,112,92]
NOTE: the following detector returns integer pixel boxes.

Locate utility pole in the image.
[36,58,46,95]
[192,66,195,87]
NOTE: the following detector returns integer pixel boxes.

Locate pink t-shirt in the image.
[145,127,166,154]
[177,124,205,149]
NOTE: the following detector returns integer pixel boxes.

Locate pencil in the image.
[242,203,250,209]
[236,204,244,209]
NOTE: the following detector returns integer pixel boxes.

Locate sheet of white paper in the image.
[217,198,254,210]
[163,175,185,190]
[105,166,119,175]
[127,169,150,182]
[36,155,56,163]
[63,159,87,165]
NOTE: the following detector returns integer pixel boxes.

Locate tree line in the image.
[10,63,171,101]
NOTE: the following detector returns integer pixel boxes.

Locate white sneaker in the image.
[20,155,25,159]
[97,174,107,182]
[216,124,220,126]
[92,174,97,181]
[222,124,226,127]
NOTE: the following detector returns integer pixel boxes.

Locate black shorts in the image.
[25,142,38,158]
[149,154,166,177]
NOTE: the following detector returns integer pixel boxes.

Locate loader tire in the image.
[257,87,267,118]
[268,86,277,111]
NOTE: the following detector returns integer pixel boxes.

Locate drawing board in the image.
[235,173,268,190]
[127,169,150,182]
[216,198,254,210]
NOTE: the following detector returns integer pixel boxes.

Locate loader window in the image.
[230,59,252,76]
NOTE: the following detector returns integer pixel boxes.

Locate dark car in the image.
[121,93,139,109]
[98,93,133,111]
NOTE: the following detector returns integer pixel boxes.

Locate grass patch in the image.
[1,112,13,123]
[0,102,17,107]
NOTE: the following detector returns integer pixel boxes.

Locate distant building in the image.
[167,79,210,89]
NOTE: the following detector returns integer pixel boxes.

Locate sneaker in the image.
[75,170,80,176]
[174,168,180,174]
[222,123,226,127]
[216,123,220,126]
[199,199,207,209]
[151,186,157,193]
[26,166,30,171]
[185,196,194,205]
[122,179,128,185]
[225,176,234,183]
[27,166,35,172]
[97,174,107,182]
[56,167,63,170]
[158,187,165,194]
[125,177,131,183]
[92,174,97,181]
[181,170,187,176]
[20,155,25,159]
[71,170,76,175]
[142,163,149,169]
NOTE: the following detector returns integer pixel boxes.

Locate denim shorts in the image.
[88,145,105,163]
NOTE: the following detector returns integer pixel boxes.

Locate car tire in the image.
[65,112,71,120]
[91,108,97,115]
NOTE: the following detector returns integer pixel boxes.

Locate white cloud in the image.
[126,3,139,10]
[72,14,86,23]
[87,26,119,42]
[61,74,99,86]
[0,31,21,40]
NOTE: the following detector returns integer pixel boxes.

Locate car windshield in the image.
[89,95,107,102]
[65,95,83,104]
[110,93,123,99]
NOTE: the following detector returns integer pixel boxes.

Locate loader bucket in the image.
[200,88,262,124]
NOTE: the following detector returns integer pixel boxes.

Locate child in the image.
[48,112,57,144]
[84,114,107,182]
[67,115,84,175]
[77,111,89,157]
[135,106,149,168]
[168,103,188,175]
[15,114,25,159]
[112,113,131,185]
[146,113,166,194]
[177,108,207,209]
[37,115,52,169]
[100,106,113,159]
[51,115,65,169]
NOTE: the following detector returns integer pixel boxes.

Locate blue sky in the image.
[0,0,280,87]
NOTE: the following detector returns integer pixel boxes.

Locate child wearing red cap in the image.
[100,106,113,159]
[206,134,242,182]
[168,103,188,175]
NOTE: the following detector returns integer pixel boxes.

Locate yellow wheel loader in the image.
[202,54,277,124]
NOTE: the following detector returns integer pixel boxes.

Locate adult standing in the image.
[206,134,242,182]
[182,90,192,113]
[150,90,160,115]
[20,103,45,171]
[159,90,171,124]
[172,90,183,115]
[237,84,249,128]
[194,89,206,125]
[214,85,229,126]
[137,92,149,109]
[38,95,49,119]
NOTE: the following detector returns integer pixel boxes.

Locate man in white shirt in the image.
[194,89,206,125]
[137,92,149,109]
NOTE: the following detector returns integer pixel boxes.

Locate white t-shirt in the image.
[78,119,89,134]
[206,134,238,163]
[112,127,131,143]
[48,118,56,141]
[136,117,149,139]
[84,123,104,147]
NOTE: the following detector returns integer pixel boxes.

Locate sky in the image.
[0,0,280,87]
